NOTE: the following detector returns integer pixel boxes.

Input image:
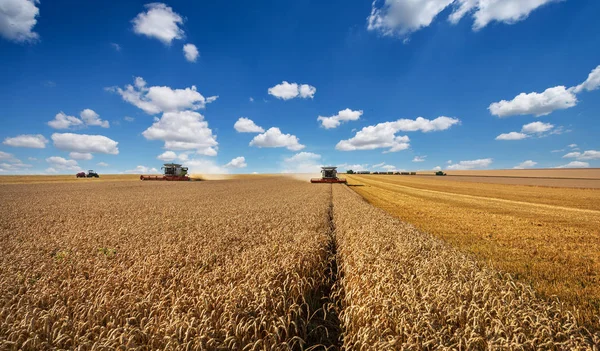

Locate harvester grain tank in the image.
[311,166,347,184]
[140,163,190,181]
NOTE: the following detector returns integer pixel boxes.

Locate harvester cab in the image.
[140,163,190,181]
[310,166,347,184]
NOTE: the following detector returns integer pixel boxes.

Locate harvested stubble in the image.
[331,184,599,349]
[0,178,334,350]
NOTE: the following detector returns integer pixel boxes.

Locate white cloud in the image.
[489,86,577,118]
[318,108,363,129]
[433,166,442,171]
[249,127,305,151]
[111,42,121,51]
[495,132,529,141]
[412,155,426,162]
[497,121,559,141]
[447,160,453,164]
[447,158,492,170]
[0,0,40,43]
[367,0,454,37]
[143,111,218,156]
[394,116,461,132]
[513,160,537,169]
[521,121,554,134]
[108,77,217,114]
[382,165,398,171]
[186,159,228,174]
[282,152,322,173]
[572,65,600,94]
[225,156,247,168]
[125,165,159,174]
[183,43,199,62]
[97,162,109,167]
[568,144,577,148]
[336,116,458,153]
[69,152,93,160]
[157,151,189,162]
[132,3,184,45]
[336,123,409,153]
[367,0,563,38]
[0,161,32,172]
[268,81,316,100]
[450,0,563,31]
[249,97,254,102]
[3,134,48,148]
[562,150,600,161]
[0,151,17,162]
[372,162,386,168]
[52,133,119,155]
[234,117,264,133]
[555,161,590,169]
[80,109,110,128]
[46,156,81,171]
[48,112,84,129]
[337,163,368,172]
[124,116,134,122]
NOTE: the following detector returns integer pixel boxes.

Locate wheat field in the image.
[1,177,598,349]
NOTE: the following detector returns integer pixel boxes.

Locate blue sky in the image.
[1,0,599,174]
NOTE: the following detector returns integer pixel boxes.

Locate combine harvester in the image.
[311,166,347,184]
[140,163,190,181]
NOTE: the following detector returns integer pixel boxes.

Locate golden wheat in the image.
[332,184,598,349]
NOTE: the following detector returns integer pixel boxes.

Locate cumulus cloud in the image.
[318,108,363,129]
[0,160,32,172]
[412,155,426,162]
[143,111,218,156]
[124,165,159,174]
[336,123,410,153]
[157,150,190,162]
[513,160,537,169]
[183,43,199,62]
[268,81,316,100]
[495,132,529,141]
[555,161,590,169]
[433,166,442,171]
[568,143,578,148]
[52,133,119,155]
[234,117,264,133]
[336,117,458,153]
[521,121,554,134]
[80,109,110,128]
[48,112,84,129]
[562,150,600,161]
[97,162,109,167]
[124,116,135,122]
[225,156,247,168]
[496,121,559,141]
[337,163,369,172]
[447,158,492,170]
[0,151,18,162]
[48,110,109,129]
[489,86,577,118]
[131,3,184,45]
[367,0,563,38]
[46,156,81,171]
[249,127,305,151]
[0,0,40,43]
[3,134,48,148]
[572,65,600,94]
[107,77,217,114]
[69,152,93,160]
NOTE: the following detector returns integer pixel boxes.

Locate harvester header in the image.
[140,163,190,181]
[310,166,347,184]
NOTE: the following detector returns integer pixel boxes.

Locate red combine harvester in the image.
[140,163,190,181]
[311,166,347,184]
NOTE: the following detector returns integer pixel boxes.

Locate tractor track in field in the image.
[304,184,343,350]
